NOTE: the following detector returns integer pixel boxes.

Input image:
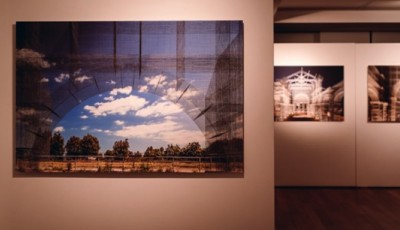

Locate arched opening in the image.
[55,89,206,153]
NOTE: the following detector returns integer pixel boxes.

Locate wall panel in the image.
[274,44,356,186]
[356,44,400,186]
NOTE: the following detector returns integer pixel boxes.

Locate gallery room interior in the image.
[1,0,400,229]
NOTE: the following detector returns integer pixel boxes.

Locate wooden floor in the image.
[275,187,400,230]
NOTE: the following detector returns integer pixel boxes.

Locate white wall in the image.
[0,0,274,229]
[274,44,356,186]
[356,44,400,186]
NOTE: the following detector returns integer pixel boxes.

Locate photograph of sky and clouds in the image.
[15,21,244,175]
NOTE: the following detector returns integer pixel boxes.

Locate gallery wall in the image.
[0,0,274,230]
[274,44,357,186]
[356,44,400,187]
[275,43,400,187]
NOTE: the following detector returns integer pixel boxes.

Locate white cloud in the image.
[136,100,183,118]
[93,129,103,133]
[73,68,82,76]
[141,74,200,101]
[54,126,65,133]
[41,118,53,124]
[164,86,200,101]
[55,73,70,83]
[84,95,148,117]
[81,126,89,131]
[17,108,36,116]
[16,48,51,69]
[106,80,116,85]
[40,77,49,83]
[114,120,125,126]
[80,115,89,119]
[113,118,204,147]
[104,96,115,101]
[138,85,148,93]
[144,74,168,88]
[110,86,132,96]
[74,75,91,83]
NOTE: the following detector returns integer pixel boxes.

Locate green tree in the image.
[153,148,161,157]
[104,150,115,156]
[174,145,181,155]
[183,142,203,156]
[144,146,154,157]
[165,145,174,156]
[133,151,142,158]
[65,136,81,156]
[113,139,130,158]
[50,131,65,156]
[80,134,100,156]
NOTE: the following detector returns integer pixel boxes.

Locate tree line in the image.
[49,131,243,160]
[49,132,205,158]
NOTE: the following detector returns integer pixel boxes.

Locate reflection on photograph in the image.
[368,66,400,122]
[274,66,344,122]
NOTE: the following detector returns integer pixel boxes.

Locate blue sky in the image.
[53,78,206,153]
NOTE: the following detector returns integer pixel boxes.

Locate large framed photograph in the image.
[368,65,400,122]
[274,66,344,122]
[15,21,244,176]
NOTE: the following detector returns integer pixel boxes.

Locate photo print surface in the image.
[16,21,244,175]
[368,65,400,122]
[274,66,344,122]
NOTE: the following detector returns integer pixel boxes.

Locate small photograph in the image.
[368,66,400,122]
[274,66,344,122]
[15,21,244,176]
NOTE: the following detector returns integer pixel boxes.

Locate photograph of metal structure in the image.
[15,21,244,175]
[274,66,344,122]
[368,66,400,122]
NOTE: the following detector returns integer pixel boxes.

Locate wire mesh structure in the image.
[15,21,244,175]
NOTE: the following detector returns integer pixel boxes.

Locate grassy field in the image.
[16,158,243,174]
